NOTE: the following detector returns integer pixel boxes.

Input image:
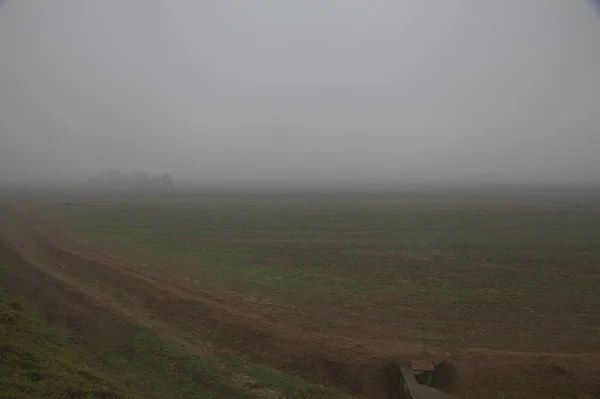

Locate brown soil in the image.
[1,204,599,398]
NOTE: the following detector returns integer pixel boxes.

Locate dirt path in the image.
[2,204,599,398]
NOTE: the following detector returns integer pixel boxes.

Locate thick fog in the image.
[1,1,599,185]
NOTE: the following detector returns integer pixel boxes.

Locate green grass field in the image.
[42,190,600,352]
[0,289,139,399]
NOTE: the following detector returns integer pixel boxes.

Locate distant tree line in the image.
[88,170,174,188]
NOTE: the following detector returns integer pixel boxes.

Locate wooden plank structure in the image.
[397,360,456,399]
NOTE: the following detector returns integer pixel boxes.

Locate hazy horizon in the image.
[1,1,599,185]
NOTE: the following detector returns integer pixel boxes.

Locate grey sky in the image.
[1,1,599,184]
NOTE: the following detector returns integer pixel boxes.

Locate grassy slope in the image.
[0,289,139,399]
[0,248,354,399]
[102,331,349,399]
[0,289,345,399]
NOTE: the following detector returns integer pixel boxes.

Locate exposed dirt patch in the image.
[0,239,141,351]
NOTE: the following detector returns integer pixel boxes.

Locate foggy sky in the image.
[1,1,599,184]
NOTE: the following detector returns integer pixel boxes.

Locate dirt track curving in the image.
[2,204,600,398]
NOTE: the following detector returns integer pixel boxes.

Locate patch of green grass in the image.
[102,331,351,399]
[224,357,340,399]
[0,289,138,399]
[102,332,253,399]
